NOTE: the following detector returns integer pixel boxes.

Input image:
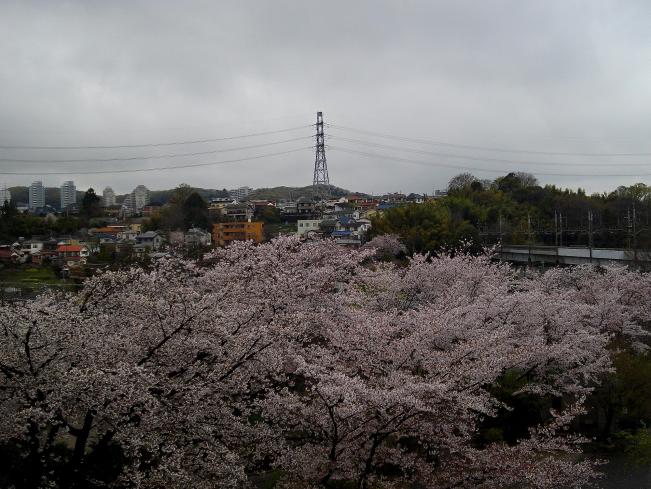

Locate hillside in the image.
[245,185,357,201]
[7,186,229,207]
[145,187,229,205]
[6,185,365,207]
[8,186,85,207]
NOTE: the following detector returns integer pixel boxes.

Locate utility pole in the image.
[588,209,593,263]
[554,211,560,264]
[527,212,532,266]
[626,208,633,250]
[559,212,564,247]
[312,111,330,201]
[633,204,638,265]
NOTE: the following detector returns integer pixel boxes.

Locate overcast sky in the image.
[1,1,651,195]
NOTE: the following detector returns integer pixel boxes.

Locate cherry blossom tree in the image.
[362,234,406,259]
[0,237,649,488]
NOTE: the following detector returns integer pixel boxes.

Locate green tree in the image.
[257,206,281,224]
[81,188,102,221]
[447,172,478,194]
[182,192,209,230]
[169,183,194,206]
[588,350,651,441]
[370,201,456,254]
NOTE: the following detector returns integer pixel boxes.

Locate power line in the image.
[0,147,312,175]
[327,135,651,167]
[0,124,312,150]
[328,123,651,157]
[329,146,651,177]
[0,136,313,163]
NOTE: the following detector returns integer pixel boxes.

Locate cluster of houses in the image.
[296,213,372,245]
[208,194,388,246]
[89,225,211,255]
[290,194,421,245]
[0,239,90,267]
[0,225,213,269]
[0,191,430,270]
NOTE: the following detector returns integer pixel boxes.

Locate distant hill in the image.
[6,185,366,207]
[8,186,86,207]
[246,185,360,201]
[144,187,229,206]
[7,186,229,207]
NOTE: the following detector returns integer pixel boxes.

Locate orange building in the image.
[212,221,264,247]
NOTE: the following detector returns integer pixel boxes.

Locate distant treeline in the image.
[246,185,352,201]
[370,172,651,253]
[6,186,231,207]
[6,187,86,208]
[6,184,356,207]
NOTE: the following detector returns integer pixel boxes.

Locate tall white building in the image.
[123,185,150,214]
[29,181,45,210]
[102,186,116,207]
[132,185,150,212]
[228,186,252,201]
[60,181,76,209]
[0,185,10,206]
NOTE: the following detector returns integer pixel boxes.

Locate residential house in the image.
[209,197,233,204]
[93,233,118,245]
[117,229,139,242]
[135,231,164,252]
[185,228,211,247]
[169,228,212,248]
[250,200,275,211]
[296,219,323,237]
[57,244,89,267]
[20,239,44,256]
[346,195,379,212]
[329,215,373,246]
[0,244,27,264]
[296,198,316,216]
[223,203,254,221]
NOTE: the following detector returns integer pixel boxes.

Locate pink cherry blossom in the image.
[0,236,648,488]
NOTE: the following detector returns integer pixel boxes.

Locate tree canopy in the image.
[373,174,651,252]
[80,188,102,221]
[143,186,210,232]
[1,237,649,488]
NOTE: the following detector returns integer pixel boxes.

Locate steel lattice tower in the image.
[312,111,330,200]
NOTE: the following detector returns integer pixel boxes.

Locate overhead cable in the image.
[0,147,312,175]
[328,123,651,157]
[329,146,651,177]
[0,136,313,163]
[327,135,651,167]
[0,124,312,150]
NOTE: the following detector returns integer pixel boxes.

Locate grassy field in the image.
[0,266,80,294]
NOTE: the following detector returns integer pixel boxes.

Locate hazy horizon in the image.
[2,1,651,195]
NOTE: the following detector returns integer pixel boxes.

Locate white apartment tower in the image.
[123,185,150,214]
[132,185,150,212]
[0,185,10,206]
[228,186,252,201]
[29,181,45,210]
[60,181,76,209]
[102,186,116,207]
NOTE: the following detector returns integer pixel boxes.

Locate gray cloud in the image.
[1,0,651,194]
